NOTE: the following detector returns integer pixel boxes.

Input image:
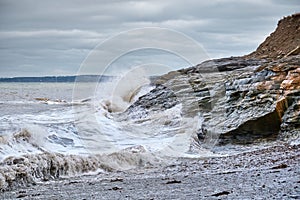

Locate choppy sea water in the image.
[0,78,220,190]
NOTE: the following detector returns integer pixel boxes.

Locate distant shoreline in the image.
[0,75,159,83]
[0,75,114,83]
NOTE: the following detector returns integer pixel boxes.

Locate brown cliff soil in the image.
[248,13,300,60]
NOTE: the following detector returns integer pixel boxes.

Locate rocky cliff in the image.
[248,13,300,59]
[123,14,300,146]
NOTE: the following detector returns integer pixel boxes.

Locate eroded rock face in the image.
[123,56,300,145]
[214,56,300,144]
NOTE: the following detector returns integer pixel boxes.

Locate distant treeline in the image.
[0,75,113,82]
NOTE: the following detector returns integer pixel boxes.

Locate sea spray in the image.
[96,68,151,113]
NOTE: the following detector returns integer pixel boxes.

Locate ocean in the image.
[0,77,214,190]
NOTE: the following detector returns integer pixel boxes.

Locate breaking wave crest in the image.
[0,145,160,191]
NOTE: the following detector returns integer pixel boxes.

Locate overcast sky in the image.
[0,0,299,77]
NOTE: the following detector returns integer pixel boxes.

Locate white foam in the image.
[0,81,218,191]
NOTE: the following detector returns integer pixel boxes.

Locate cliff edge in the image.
[248,13,300,59]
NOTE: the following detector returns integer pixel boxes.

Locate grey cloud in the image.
[0,0,299,77]
[0,30,103,39]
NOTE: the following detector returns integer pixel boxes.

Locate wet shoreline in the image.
[1,144,299,199]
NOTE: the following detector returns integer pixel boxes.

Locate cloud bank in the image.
[0,0,299,77]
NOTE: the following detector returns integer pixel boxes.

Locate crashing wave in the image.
[0,145,160,191]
